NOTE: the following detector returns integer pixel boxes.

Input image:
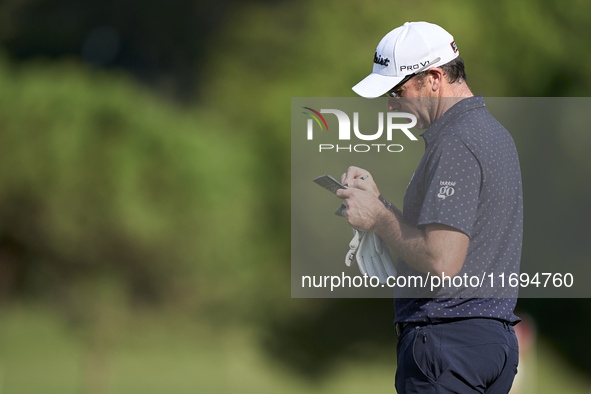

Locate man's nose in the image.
[387,97,401,111]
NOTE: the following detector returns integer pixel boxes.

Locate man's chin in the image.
[415,119,431,130]
[404,113,430,130]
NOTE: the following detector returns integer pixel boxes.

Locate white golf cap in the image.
[352,22,459,98]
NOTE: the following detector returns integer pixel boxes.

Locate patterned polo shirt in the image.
[394,95,523,324]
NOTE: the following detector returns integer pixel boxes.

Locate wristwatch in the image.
[379,194,393,211]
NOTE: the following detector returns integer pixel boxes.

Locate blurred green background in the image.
[0,0,590,393]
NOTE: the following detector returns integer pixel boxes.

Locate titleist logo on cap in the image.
[373,52,390,66]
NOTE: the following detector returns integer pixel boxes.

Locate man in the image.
[336,22,522,393]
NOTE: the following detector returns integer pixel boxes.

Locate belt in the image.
[395,318,515,339]
[395,322,423,338]
[394,322,406,338]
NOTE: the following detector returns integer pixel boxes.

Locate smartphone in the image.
[313,174,347,194]
[313,175,347,217]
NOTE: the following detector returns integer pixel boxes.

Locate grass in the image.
[0,302,588,394]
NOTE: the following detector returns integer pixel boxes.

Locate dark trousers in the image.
[396,318,519,394]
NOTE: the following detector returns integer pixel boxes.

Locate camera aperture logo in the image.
[302,107,329,134]
[302,107,418,153]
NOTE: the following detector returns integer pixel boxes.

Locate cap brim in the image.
[352,73,404,99]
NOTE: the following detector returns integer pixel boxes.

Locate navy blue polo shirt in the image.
[394,95,523,324]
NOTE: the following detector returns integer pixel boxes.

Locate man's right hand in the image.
[341,166,381,198]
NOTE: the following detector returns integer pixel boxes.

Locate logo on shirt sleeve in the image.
[438,180,456,200]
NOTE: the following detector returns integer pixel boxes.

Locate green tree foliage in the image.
[0,55,265,318]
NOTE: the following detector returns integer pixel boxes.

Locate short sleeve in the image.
[417,135,482,237]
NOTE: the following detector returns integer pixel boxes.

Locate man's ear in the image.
[428,68,445,92]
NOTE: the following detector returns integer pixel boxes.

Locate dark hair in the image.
[415,56,467,86]
[440,56,467,83]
